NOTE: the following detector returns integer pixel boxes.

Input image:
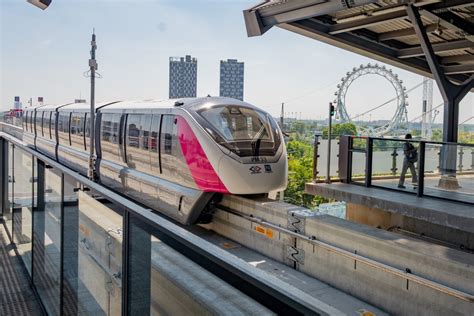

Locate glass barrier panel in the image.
[371,139,418,192]
[33,163,62,316]
[62,186,123,315]
[423,143,474,204]
[13,148,34,275]
[5,143,14,240]
[315,138,340,179]
[351,151,366,184]
[127,215,272,315]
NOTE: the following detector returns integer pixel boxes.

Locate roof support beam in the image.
[441,54,474,65]
[378,24,437,41]
[421,10,473,36]
[329,9,407,35]
[397,39,474,58]
[443,64,474,75]
[406,4,472,143]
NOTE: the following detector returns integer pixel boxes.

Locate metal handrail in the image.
[0,131,327,316]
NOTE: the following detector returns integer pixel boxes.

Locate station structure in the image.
[0,1,472,315]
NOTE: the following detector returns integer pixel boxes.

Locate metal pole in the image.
[312,134,320,182]
[280,103,284,130]
[88,31,97,180]
[326,103,333,184]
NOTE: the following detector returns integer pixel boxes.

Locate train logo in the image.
[249,165,262,174]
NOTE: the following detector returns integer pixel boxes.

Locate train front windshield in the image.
[198,105,281,157]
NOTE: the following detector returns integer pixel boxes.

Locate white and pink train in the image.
[23,97,287,224]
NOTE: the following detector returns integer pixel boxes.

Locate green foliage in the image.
[322,122,357,138]
[285,140,328,208]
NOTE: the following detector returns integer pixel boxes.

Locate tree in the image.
[322,122,357,138]
[284,140,328,208]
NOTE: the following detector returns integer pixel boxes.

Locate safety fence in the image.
[336,135,474,204]
[0,132,326,316]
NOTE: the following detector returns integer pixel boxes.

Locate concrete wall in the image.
[209,195,474,315]
[76,193,273,315]
[346,202,474,249]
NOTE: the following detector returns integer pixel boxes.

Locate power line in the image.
[350,81,423,120]
[460,116,474,125]
[409,102,443,122]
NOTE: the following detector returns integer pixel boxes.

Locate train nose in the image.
[218,155,287,195]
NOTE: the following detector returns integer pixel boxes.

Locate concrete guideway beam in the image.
[209,195,474,315]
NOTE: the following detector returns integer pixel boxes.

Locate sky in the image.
[1,0,472,125]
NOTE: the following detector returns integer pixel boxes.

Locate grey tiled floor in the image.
[0,224,42,316]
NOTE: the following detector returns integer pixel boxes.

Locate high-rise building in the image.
[219,59,244,101]
[169,55,197,99]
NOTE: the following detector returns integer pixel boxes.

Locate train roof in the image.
[25,97,260,113]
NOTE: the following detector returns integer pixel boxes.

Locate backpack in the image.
[406,143,418,163]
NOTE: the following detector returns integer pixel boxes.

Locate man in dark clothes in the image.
[398,133,418,189]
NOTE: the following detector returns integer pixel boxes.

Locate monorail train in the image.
[23,97,287,224]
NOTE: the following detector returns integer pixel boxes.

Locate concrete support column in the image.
[127,216,151,314]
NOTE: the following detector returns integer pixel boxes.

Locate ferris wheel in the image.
[333,63,409,136]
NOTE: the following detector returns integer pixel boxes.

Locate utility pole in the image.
[421,77,433,139]
[280,103,284,130]
[326,102,335,184]
[88,31,97,180]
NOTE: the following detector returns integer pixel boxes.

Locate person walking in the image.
[398,133,418,189]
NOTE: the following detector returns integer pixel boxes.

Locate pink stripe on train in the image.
[177,116,229,193]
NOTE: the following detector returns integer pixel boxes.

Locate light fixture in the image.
[27,0,51,10]
[434,20,443,36]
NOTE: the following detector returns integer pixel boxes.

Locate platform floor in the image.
[305,182,474,234]
[0,224,42,316]
[353,174,474,204]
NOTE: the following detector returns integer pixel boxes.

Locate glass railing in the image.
[338,135,473,205]
[0,132,325,316]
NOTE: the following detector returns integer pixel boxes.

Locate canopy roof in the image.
[244,0,474,83]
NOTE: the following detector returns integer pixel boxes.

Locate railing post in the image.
[437,148,441,173]
[390,147,398,176]
[458,147,463,172]
[0,138,8,218]
[417,141,425,197]
[471,149,474,171]
[312,134,320,182]
[337,135,351,183]
[365,138,373,187]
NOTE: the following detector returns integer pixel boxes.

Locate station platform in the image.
[0,224,42,316]
[305,182,474,249]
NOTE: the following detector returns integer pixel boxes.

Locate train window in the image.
[125,114,152,171]
[70,113,86,151]
[160,115,178,177]
[41,112,45,137]
[199,106,272,142]
[26,111,30,132]
[197,105,280,157]
[50,112,56,140]
[101,113,122,163]
[35,112,43,136]
[46,112,50,138]
[57,112,71,146]
[142,115,151,151]
[149,114,161,173]
[23,111,27,131]
[85,113,90,150]
[126,114,142,152]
